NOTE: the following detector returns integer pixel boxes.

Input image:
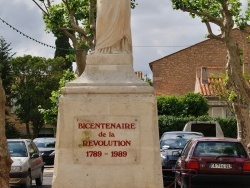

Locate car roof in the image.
[191,137,239,142]
[7,139,31,142]
[162,131,204,135]
[33,137,55,139]
[33,137,56,141]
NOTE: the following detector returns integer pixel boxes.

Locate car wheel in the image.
[35,169,43,186]
[22,172,32,188]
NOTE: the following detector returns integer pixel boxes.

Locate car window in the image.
[161,138,188,149]
[160,133,202,149]
[8,141,28,157]
[193,141,247,157]
[182,140,193,157]
[190,123,216,137]
[162,133,202,140]
[27,141,38,156]
[34,139,55,148]
[31,142,40,154]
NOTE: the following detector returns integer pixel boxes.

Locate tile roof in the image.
[196,77,225,97]
[196,66,250,97]
[195,67,226,97]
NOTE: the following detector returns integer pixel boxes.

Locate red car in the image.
[175,137,250,188]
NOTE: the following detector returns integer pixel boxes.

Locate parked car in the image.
[8,139,44,188]
[175,137,250,188]
[160,131,204,186]
[33,137,56,165]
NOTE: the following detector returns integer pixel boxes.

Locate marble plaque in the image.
[73,115,140,165]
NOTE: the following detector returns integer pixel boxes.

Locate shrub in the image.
[158,115,237,138]
[157,93,209,117]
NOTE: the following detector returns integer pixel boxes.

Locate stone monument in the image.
[51,0,163,187]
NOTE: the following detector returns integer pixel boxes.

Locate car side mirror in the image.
[31,153,39,158]
[172,151,181,157]
[162,145,170,150]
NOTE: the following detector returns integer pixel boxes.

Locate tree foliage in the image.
[54,34,73,70]
[172,0,250,30]
[11,55,68,138]
[0,37,15,105]
[157,93,209,117]
[157,95,183,116]
[144,76,153,86]
[171,0,250,146]
[0,79,12,188]
[39,69,76,127]
[181,93,209,117]
[0,37,20,141]
[5,121,22,139]
[32,0,96,75]
[32,0,137,75]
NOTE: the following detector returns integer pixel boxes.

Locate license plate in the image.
[209,163,232,169]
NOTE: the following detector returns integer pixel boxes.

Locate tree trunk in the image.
[25,122,31,138]
[59,27,89,76]
[0,79,12,188]
[225,35,250,147]
[32,121,44,139]
[75,49,87,76]
[233,104,250,146]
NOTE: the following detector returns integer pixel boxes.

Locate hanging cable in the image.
[0,17,191,51]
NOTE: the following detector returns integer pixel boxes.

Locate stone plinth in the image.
[52,54,163,188]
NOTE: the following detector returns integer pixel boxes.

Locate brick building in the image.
[150,27,250,96]
[150,27,250,118]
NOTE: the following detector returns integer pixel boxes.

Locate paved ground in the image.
[44,167,54,173]
[39,166,53,188]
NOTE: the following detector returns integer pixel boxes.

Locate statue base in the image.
[51,54,163,188]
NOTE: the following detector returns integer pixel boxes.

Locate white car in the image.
[183,121,224,137]
[8,139,44,188]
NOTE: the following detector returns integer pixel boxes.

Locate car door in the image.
[27,141,42,178]
[175,140,194,180]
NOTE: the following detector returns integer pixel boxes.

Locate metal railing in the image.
[162,168,197,188]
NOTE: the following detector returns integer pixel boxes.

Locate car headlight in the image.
[161,153,167,159]
[49,151,55,156]
[11,166,22,172]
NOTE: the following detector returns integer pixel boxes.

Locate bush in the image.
[214,117,237,138]
[157,93,209,117]
[157,96,183,116]
[158,115,237,138]
[180,93,209,117]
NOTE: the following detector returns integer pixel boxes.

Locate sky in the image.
[0,0,211,79]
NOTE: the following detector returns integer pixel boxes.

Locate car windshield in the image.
[193,141,247,158]
[8,141,28,157]
[161,133,202,149]
[161,138,188,149]
[34,139,55,148]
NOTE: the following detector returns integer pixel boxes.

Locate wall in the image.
[150,28,250,96]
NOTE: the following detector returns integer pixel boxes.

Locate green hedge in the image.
[158,115,237,138]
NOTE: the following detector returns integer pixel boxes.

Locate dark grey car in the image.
[160,131,204,186]
[33,137,56,165]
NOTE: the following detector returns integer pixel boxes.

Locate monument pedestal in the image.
[52,54,163,188]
